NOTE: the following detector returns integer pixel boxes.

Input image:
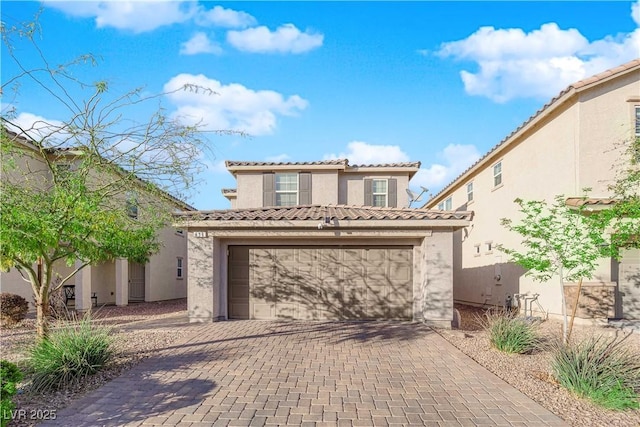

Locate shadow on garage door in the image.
[228,245,413,320]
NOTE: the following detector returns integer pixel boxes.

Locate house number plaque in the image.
[193,231,208,238]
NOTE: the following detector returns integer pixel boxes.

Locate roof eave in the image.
[175,218,470,230]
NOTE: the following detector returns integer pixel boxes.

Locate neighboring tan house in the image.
[179,160,472,328]
[422,59,640,321]
[0,129,193,311]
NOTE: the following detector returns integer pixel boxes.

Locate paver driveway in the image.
[42,320,568,427]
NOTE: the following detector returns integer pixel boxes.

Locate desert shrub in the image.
[0,293,29,326]
[48,286,72,320]
[0,360,23,427]
[479,310,541,354]
[552,334,640,410]
[29,316,113,392]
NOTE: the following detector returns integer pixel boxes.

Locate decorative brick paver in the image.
[41,320,568,426]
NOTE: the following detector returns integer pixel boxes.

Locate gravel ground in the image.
[437,304,640,427]
[2,300,639,426]
[0,299,187,427]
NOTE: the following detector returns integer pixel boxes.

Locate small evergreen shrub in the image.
[0,360,24,427]
[552,334,640,410]
[0,293,29,326]
[29,316,113,392]
[480,310,541,354]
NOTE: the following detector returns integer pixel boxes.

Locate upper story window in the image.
[437,197,452,210]
[263,172,311,207]
[275,173,298,206]
[372,179,388,207]
[363,178,397,207]
[493,161,502,187]
[176,257,183,279]
[466,182,474,202]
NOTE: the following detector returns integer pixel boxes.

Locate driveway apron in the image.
[40,320,568,427]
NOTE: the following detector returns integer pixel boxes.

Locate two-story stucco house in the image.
[1,128,192,311]
[179,159,472,327]
[422,59,640,321]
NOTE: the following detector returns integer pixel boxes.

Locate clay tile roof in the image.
[225,159,349,167]
[221,188,237,194]
[176,204,473,222]
[565,197,619,207]
[350,162,421,168]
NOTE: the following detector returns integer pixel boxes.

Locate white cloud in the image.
[410,144,481,192]
[436,6,640,103]
[44,0,196,33]
[227,24,323,54]
[265,154,291,163]
[9,112,68,143]
[633,0,640,26]
[204,159,228,175]
[196,5,256,29]
[164,73,308,136]
[324,141,410,165]
[180,32,222,55]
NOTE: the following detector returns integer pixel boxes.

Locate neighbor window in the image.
[635,105,640,136]
[275,173,298,206]
[493,161,503,187]
[372,179,388,207]
[466,182,474,202]
[126,191,138,219]
[438,197,452,210]
[176,258,183,279]
[486,241,494,253]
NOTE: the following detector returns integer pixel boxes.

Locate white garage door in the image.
[228,246,413,320]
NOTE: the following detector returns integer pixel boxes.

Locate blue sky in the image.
[2,1,639,210]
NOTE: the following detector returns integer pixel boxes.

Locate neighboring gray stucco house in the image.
[423,59,640,321]
[180,160,472,328]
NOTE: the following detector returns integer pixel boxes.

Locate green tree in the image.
[0,19,223,338]
[499,195,608,344]
[594,137,640,256]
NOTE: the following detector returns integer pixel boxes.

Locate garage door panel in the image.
[232,246,412,320]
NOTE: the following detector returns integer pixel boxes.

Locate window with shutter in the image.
[364,178,397,207]
[263,173,275,206]
[275,173,298,206]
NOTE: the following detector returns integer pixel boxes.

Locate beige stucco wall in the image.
[187,232,218,322]
[311,172,339,205]
[339,173,411,207]
[416,230,454,328]
[147,226,188,301]
[234,170,411,208]
[426,69,639,318]
[577,72,640,196]
[1,260,76,310]
[235,173,264,208]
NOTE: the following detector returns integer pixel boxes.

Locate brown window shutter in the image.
[263,173,275,206]
[388,179,397,207]
[364,179,372,206]
[299,172,312,205]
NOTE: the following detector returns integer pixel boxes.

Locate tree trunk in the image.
[35,293,50,338]
[34,257,52,339]
[559,267,568,344]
